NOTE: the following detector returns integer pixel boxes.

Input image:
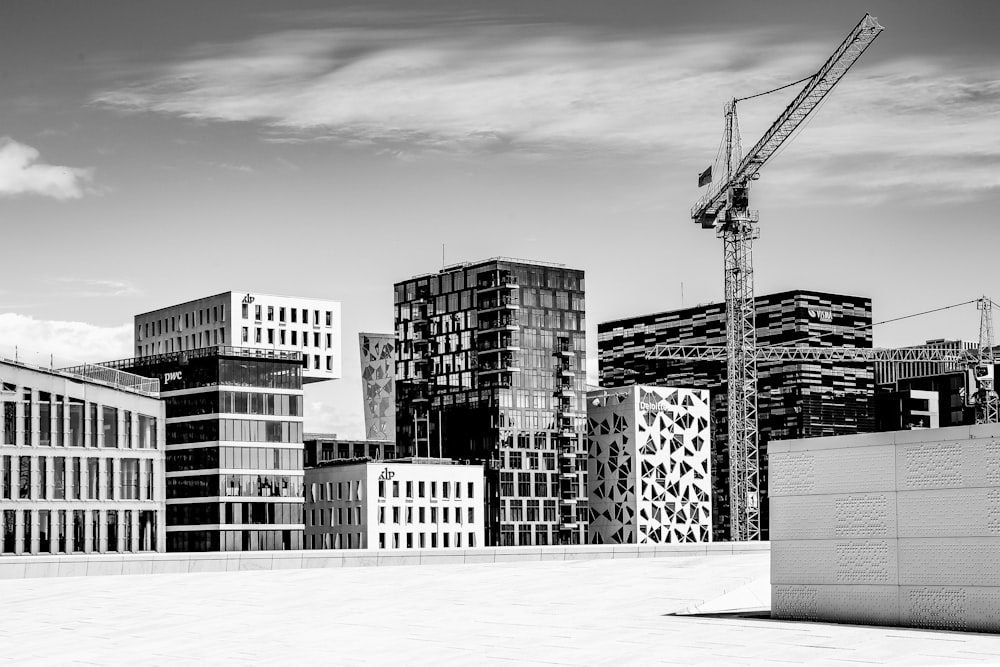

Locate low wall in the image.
[0,541,769,580]
[769,423,1000,632]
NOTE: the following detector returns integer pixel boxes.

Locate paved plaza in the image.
[2,552,1000,665]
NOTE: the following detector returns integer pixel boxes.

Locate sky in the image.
[1,0,998,437]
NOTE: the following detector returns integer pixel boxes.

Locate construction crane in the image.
[972,296,999,423]
[689,14,884,541]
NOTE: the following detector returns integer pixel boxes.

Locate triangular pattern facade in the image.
[587,385,711,544]
[358,333,396,441]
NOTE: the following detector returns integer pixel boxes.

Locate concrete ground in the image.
[2,553,999,665]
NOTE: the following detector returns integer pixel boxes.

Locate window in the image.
[291,309,297,323]
[392,507,400,523]
[431,482,437,498]
[255,305,262,321]
[392,481,399,498]
[255,329,262,344]
[430,507,437,523]
[418,481,425,498]
[302,309,309,325]
[405,507,412,524]
[467,482,474,498]
[279,307,285,322]
[378,480,385,498]
[267,306,274,321]
[242,303,249,319]
[442,507,449,524]
[267,329,274,344]
[326,311,332,326]
[242,327,249,343]
[378,507,385,524]
[405,481,413,498]
[379,533,385,549]
[418,507,426,523]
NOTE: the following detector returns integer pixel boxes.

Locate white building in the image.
[587,385,711,544]
[134,291,342,383]
[0,358,166,555]
[304,459,484,550]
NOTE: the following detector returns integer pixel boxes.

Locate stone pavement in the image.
[1,552,999,665]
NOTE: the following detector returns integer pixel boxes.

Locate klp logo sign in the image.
[242,294,255,305]
[378,467,395,481]
[163,371,183,385]
[808,308,833,323]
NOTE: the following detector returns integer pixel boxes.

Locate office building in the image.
[1,358,165,555]
[598,290,873,540]
[303,458,484,550]
[874,388,940,430]
[588,385,711,544]
[395,258,587,546]
[873,339,976,385]
[304,434,399,466]
[101,347,305,552]
[359,333,396,441]
[134,291,342,383]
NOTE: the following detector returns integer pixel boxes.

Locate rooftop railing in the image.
[0,345,160,397]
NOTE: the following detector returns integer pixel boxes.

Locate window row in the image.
[0,455,156,502]
[166,501,302,526]
[1,393,157,449]
[307,479,361,503]
[167,474,303,499]
[242,303,333,327]
[240,327,333,350]
[499,472,580,498]
[377,531,476,549]
[138,304,226,341]
[166,391,303,419]
[377,479,476,500]
[376,505,475,525]
[166,419,303,445]
[166,528,301,552]
[0,508,158,555]
[167,446,303,472]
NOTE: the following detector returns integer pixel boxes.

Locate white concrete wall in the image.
[0,541,769,579]
[769,423,1000,631]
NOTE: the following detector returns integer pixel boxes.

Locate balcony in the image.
[479,316,519,334]
[559,517,579,530]
[476,333,519,355]
[553,339,573,357]
[476,272,518,293]
[477,295,520,313]
[559,444,577,458]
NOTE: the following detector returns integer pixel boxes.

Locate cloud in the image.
[91,16,1000,200]
[0,138,93,200]
[0,314,132,368]
[51,278,141,298]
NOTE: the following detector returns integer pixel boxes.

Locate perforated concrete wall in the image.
[769,423,1000,632]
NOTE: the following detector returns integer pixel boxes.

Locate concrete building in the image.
[770,423,1000,632]
[134,291,342,383]
[304,434,399,466]
[395,258,588,546]
[304,458,484,550]
[874,388,940,431]
[598,289,874,540]
[587,385,712,544]
[102,347,305,552]
[0,358,165,555]
[358,333,396,441]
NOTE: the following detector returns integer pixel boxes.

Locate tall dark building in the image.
[394,258,587,546]
[598,290,874,540]
[102,347,305,552]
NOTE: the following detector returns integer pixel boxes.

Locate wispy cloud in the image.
[91,15,1000,201]
[51,278,141,298]
[0,137,94,200]
[0,314,131,367]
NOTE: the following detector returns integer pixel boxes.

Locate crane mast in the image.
[692,14,883,541]
[976,297,999,424]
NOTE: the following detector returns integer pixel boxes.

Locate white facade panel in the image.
[769,423,1000,631]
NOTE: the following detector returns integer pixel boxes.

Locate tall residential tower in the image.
[394,258,588,546]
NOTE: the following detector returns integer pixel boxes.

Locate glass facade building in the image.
[395,258,588,546]
[598,290,874,540]
[103,347,305,552]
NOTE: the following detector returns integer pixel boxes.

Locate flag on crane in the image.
[698,166,712,187]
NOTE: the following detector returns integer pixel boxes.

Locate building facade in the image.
[303,459,484,550]
[598,290,874,540]
[359,333,396,441]
[395,258,588,546]
[588,386,711,544]
[134,291,342,383]
[874,388,940,431]
[303,434,400,467]
[103,347,305,552]
[873,339,977,385]
[1,359,165,555]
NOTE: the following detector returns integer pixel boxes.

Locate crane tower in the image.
[691,14,883,541]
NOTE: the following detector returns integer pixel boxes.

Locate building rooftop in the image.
[1,356,160,397]
[95,345,303,371]
[134,291,341,318]
[2,551,998,665]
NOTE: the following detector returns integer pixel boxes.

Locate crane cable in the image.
[735,74,813,103]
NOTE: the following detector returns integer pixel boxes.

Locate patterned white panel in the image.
[771,539,897,586]
[897,488,1000,538]
[771,493,896,541]
[898,585,1000,633]
[772,585,899,626]
[897,438,1000,491]
[770,445,896,497]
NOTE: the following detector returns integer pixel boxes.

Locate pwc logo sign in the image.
[163,371,183,385]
